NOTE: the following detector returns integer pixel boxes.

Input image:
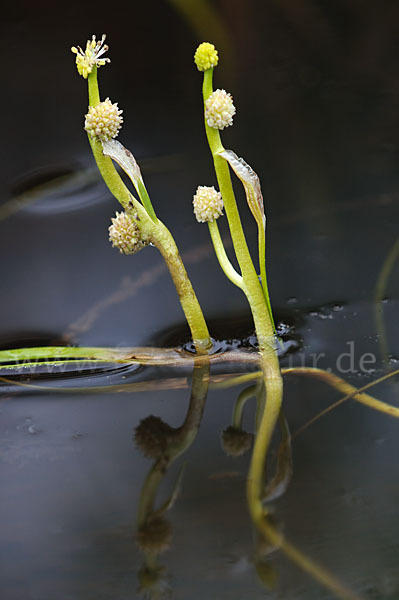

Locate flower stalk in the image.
[196,42,284,572]
[72,43,211,354]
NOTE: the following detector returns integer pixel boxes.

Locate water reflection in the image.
[131,362,296,598]
[221,384,257,457]
[4,163,107,218]
[134,362,209,598]
[1,342,399,598]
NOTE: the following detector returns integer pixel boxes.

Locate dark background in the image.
[1,3,399,599]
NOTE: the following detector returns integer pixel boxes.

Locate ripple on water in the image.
[154,313,303,359]
[0,331,142,386]
[8,162,108,217]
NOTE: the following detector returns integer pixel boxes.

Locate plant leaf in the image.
[218,149,265,230]
[102,139,157,222]
[219,149,276,334]
[102,139,143,190]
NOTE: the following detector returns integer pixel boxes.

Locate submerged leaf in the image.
[218,149,265,229]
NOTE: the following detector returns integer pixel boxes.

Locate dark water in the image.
[1,1,399,599]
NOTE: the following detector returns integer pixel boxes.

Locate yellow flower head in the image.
[194,42,218,71]
[71,34,110,79]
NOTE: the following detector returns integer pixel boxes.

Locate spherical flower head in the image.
[221,426,253,457]
[108,212,143,255]
[205,89,236,130]
[137,516,172,556]
[71,34,110,79]
[134,415,175,459]
[193,186,223,223]
[194,42,219,71]
[85,98,123,142]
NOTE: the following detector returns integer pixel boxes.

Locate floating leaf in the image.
[218,149,265,230]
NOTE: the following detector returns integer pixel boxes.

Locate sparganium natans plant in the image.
[71,35,363,599]
[71,32,282,554]
[71,35,211,355]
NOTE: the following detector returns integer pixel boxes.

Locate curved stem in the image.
[247,365,283,509]
[86,69,211,353]
[202,69,276,352]
[232,384,257,428]
[208,220,243,289]
[283,367,399,419]
[87,69,133,210]
[149,221,211,353]
[137,360,209,526]
[202,66,283,574]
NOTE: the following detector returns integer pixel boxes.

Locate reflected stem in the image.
[137,361,210,527]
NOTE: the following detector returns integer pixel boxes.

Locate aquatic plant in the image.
[70,38,288,590]
[69,36,358,597]
[71,35,211,355]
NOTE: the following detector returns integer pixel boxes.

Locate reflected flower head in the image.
[222,425,253,456]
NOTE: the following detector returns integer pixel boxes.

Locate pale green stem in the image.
[232,384,257,428]
[254,381,266,432]
[202,66,285,584]
[258,226,276,332]
[87,69,132,210]
[202,69,276,353]
[208,220,243,288]
[149,220,212,354]
[86,69,211,353]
